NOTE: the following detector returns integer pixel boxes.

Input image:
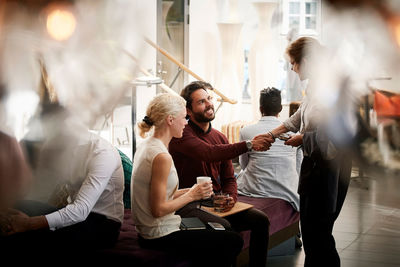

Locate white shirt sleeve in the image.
[283,104,302,133]
[45,148,118,230]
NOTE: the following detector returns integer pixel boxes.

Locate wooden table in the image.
[201,201,253,217]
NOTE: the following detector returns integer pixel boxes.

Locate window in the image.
[282,0,321,36]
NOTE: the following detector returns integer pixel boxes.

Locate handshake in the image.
[251,131,303,151]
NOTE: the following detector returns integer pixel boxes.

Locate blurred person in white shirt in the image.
[2,105,124,261]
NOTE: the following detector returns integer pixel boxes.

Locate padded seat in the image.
[237,195,300,250]
[99,210,191,266]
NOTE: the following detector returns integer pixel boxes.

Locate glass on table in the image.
[213,193,230,212]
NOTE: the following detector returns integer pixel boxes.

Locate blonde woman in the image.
[131,93,243,267]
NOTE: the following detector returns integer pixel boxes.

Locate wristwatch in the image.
[245,140,253,151]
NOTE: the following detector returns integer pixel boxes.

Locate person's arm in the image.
[6,209,48,235]
[239,130,249,169]
[252,107,303,149]
[219,157,238,202]
[173,188,190,199]
[252,124,287,150]
[170,129,249,162]
[269,124,291,139]
[150,153,212,218]
[285,133,304,147]
[45,149,120,230]
[282,103,302,133]
[218,159,237,212]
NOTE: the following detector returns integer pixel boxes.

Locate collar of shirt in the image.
[259,116,279,122]
[188,119,212,134]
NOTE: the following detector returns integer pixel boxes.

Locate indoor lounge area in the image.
[0,0,399,266]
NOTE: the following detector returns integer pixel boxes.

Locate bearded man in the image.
[168,81,273,267]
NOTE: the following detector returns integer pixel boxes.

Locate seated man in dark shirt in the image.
[169,81,274,267]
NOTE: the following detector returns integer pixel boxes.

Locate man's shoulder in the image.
[210,127,224,136]
[240,122,263,136]
[241,119,280,135]
[209,127,230,142]
[90,132,115,152]
[240,123,256,133]
[169,125,195,149]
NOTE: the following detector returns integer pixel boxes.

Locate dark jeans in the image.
[176,201,270,267]
[139,229,243,267]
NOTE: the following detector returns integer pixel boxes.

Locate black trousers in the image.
[300,163,351,267]
[139,229,243,267]
[300,194,339,267]
[1,201,121,263]
[176,202,270,267]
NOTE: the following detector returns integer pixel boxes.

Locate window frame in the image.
[281,0,321,36]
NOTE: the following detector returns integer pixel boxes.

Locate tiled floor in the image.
[266,167,400,267]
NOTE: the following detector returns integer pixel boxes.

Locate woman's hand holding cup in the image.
[189,176,213,200]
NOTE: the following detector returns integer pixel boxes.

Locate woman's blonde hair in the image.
[138,93,186,138]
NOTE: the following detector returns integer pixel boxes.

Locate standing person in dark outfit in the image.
[254,37,352,267]
[169,81,273,267]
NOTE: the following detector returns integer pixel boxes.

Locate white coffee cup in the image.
[196,176,211,184]
[197,176,212,199]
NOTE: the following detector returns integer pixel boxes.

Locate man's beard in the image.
[192,107,215,123]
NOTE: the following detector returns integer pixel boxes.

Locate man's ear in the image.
[186,107,193,118]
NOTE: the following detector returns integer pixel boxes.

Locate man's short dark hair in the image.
[180,81,213,110]
[259,87,282,116]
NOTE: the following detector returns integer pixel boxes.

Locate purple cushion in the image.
[237,196,300,250]
[100,210,191,266]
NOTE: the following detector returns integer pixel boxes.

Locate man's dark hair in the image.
[259,87,282,116]
[180,81,213,110]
